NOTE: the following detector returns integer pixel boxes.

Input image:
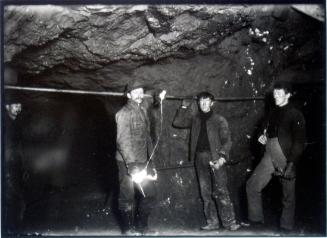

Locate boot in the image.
[200,218,220,231]
[136,212,157,235]
[200,223,220,231]
[226,223,241,231]
[120,211,140,235]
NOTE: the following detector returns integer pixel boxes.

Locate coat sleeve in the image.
[116,111,136,164]
[260,109,273,135]
[218,116,232,160]
[288,110,306,164]
[172,107,192,128]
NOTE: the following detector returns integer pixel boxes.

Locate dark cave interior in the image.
[1,3,325,236]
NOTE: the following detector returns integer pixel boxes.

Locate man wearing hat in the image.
[3,93,26,234]
[173,91,240,232]
[115,80,166,235]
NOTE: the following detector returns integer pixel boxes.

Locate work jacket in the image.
[115,100,153,166]
[173,106,232,162]
[4,112,25,193]
[264,103,306,165]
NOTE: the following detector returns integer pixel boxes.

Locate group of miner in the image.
[4,80,306,235]
[114,80,305,235]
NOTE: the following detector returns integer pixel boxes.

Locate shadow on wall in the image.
[3,93,126,233]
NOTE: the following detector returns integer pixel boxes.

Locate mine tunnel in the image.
[1,4,325,236]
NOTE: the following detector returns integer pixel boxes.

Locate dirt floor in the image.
[18,187,323,237]
[27,227,313,237]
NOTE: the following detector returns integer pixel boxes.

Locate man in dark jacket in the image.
[115,81,166,235]
[246,81,306,232]
[173,91,240,232]
[3,94,26,234]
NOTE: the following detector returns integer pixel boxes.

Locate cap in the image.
[125,80,148,94]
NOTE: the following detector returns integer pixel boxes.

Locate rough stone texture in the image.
[2,4,325,235]
[4,5,324,89]
[4,5,251,71]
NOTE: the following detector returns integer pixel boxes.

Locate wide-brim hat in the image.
[125,80,149,94]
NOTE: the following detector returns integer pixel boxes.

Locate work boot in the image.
[279,227,294,236]
[140,228,159,236]
[200,223,220,231]
[226,223,241,231]
[120,210,135,235]
[135,212,158,236]
[124,229,142,236]
[241,220,265,232]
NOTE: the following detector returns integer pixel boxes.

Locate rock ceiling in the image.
[3,4,324,92]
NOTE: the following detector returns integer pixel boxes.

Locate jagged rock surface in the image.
[4,5,324,91]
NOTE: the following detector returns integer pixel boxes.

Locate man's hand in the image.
[273,167,284,177]
[209,157,226,170]
[283,162,296,180]
[148,168,158,181]
[258,129,267,145]
[128,162,145,177]
[158,90,167,101]
[147,163,157,177]
[181,99,193,108]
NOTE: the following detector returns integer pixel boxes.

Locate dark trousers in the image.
[117,161,156,231]
[4,150,26,234]
[4,187,26,234]
[195,151,237,228]
[246,138,295,230]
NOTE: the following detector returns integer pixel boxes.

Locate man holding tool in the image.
[115,80,166,235]
[173,91,240,232]
[246,81,306,233]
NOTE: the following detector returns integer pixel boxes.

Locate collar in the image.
[198,110,213,120]
[127,99,145,110]
[276,102,292,111]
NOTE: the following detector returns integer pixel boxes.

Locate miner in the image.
[3,93,26,234]
[246,81,306,233]
[172,91,240,232]
[115,80,166,235]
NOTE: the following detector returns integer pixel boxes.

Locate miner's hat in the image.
[125,80,148,94]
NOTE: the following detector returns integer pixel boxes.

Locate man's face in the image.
[127,87,144,104]
[198,97,213,113]
[273,89,290,107]
[6,103,22,119]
